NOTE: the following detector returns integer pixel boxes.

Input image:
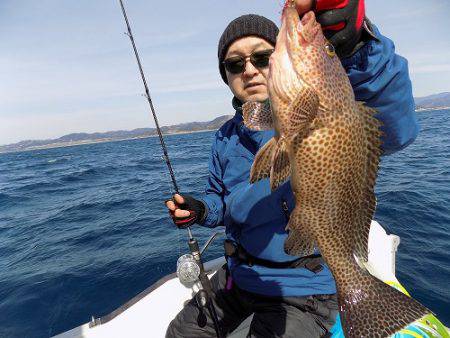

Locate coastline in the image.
[2,106,449,155]
[0,129,215,155]
[415,106,450,112]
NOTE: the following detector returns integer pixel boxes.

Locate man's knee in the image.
[248,298,335,338]
[165,299,198,338]
[165,300,216,338]
[165,320,177,338]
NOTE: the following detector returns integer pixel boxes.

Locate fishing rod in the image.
[117,1,223,337]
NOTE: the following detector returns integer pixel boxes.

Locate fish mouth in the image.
[269,4,322,102]
[281,5,321,46]
[297,11,321,44]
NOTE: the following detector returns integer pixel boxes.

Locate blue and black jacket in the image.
[199,26,419,297]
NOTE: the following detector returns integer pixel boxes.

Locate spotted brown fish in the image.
[242,3,431,337]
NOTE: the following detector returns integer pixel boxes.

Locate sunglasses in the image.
[223,49,274,74]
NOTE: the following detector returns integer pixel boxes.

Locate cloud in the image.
[153,81,223,94]
[381,2,448,20]
[410,64,450,74]
[0,49,221,114]
[405,47,450,75]
[133,30,201,48]
[405,49,450,61]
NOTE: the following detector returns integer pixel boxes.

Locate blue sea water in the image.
[0,110,449,337]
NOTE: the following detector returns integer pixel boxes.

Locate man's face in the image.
[224,36,274,103]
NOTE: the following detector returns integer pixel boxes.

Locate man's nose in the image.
[242,59,258,77]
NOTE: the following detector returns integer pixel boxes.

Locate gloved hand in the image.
[294,0,366,57]
[165,194,207,229]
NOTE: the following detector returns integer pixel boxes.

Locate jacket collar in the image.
[232,97,244,123]
[233,96,243,111]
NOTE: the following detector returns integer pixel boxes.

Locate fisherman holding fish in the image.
[165,0,422,337]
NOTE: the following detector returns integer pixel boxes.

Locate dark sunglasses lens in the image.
[224,50,273,74]
[251,51,272,68]
[224,58,245,74]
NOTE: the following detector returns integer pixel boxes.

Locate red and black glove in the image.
[168,194,207,229]
[313,0,366,58]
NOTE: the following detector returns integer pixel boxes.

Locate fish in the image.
[241,2,431,337]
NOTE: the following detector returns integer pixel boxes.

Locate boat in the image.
[53,220,449,338]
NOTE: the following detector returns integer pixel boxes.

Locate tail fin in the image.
[339,263,430,338]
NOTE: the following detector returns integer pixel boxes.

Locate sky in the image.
[0,0,449,145]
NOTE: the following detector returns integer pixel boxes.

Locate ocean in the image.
[0,109,449,337]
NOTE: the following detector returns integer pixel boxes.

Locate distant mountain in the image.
[0,115,233,154]
[2,91,449,154]
[415,92,450,110]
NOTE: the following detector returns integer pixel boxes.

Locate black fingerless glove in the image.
[169,195,207,229]
[313,0,367,58]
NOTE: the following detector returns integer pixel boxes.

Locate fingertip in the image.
[166,200,176,210]
[175,209,190,218]
[174,194,184,204]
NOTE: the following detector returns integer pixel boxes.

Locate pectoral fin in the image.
[269,137,290,191]
[250,137,291,190]
[288,86,319,135]
[250,137,277,183]
[242,100,274,131]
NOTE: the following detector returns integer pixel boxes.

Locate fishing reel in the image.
[176,254,210,310]
[177,254,200,286]
[176,231,225,338]
[176,230,225,287]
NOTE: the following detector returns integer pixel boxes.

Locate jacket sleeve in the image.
[199,135,225,228]
[341,25,419,155]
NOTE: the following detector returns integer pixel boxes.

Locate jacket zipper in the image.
[282,200,290,222]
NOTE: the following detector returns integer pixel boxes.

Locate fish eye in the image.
[325,42,336,58]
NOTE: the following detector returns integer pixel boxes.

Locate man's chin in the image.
[245,93,269,103]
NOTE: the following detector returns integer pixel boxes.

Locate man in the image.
[165,0,419,337]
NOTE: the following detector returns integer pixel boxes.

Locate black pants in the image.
[166,265,338,338]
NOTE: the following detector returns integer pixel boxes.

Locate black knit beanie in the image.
[218,14,279,84]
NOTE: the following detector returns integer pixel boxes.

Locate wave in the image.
[23,157,71,170]
[46,198,137,223]
[59,167,116,183]
[0,192,31,209]
[14,180,65,193]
